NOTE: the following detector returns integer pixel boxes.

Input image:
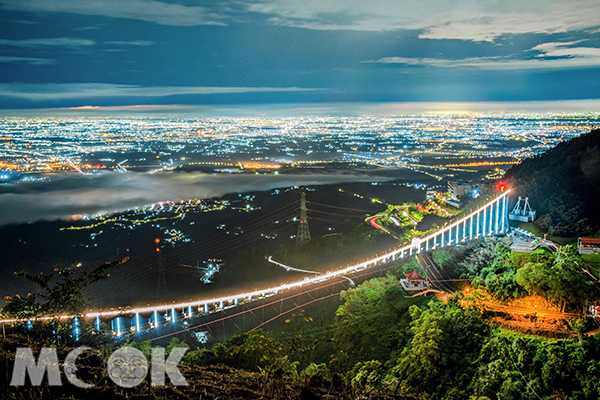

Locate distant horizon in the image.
[1,100,600,118]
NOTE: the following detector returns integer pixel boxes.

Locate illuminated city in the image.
[0,113,594,175]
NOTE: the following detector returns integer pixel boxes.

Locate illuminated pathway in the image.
[0,190,511,337]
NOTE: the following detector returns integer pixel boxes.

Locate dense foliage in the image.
[180,271,600,399]
[1,258,128,320]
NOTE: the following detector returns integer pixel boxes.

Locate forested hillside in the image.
[506,128,600,236]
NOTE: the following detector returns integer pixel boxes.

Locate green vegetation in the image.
[1,258,128,321]
[514,246,594,312]
[462,241,594,312]
[581,253,600,279]
[2,244,600,399]
[506,128,600,236]
[180,277,600,399]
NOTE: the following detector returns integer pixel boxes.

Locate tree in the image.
[515,246,592,312]
[333,274,412,369]
[5,258,128,318]
[165,337,190,357]
[260,355,299,400]
[393,303,444,394]
[186,330,278,371]
[349,360,384,392]
[1,293,42,320]
[391,299,490,398]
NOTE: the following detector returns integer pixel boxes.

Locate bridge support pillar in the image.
[456,223,459,244]
[73,317,80,342]
[470,214,473,240]
[113,317,121,336]
[502,195,508,233]
[483,205,487,236]
[495,198,499,234]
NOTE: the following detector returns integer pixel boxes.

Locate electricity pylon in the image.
[296,192,311,246]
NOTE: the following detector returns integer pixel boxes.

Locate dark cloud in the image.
[0,171,392,226]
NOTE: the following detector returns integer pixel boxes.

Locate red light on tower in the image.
[155,238,160,244]
[499,185,505,192]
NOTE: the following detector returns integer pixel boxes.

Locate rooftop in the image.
[404,270,424,281]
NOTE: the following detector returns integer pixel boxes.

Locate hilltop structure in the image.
[400,270,428,291]
[448,180,473,200]
[578,238,600,254]
[509,196,536,222]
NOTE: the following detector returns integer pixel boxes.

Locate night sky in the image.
[1,0,600,111]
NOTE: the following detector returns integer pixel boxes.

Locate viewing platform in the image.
[400,270,429,291]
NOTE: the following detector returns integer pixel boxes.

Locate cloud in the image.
[0,37,95,48]
[0,55,55,65]
[529,41,600,59]
[0,171,394,226]
[244,0,600,41]
[0,0,226,26]
[5,19,39,25]
[0,83,324,102]
[371,40,600,70]
[105,41,155,46]
[73,25,102,31]
[529,41,585,53]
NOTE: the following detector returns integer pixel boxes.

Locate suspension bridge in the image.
[1,190,511,345]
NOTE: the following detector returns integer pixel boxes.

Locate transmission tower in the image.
[296,192,311,246]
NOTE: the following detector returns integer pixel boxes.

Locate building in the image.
[578,238,600,254]
[445,198,462,208]
[448,180,473,199]
[400,270,429,291]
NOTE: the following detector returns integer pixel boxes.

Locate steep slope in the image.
[506,128,600,236]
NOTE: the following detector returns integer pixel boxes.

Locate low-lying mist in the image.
[0,170,394,226]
